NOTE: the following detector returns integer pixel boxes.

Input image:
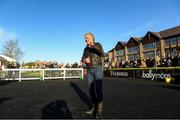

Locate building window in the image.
[144,51,155,60]
[165,49,170,57]
[128,47,133,54]
[165,37,176,47]
[156,50,160,57]
[143,42,159,51]
[134,46,139,52]
[172,48,177,57]
[134,54,139,61]
[128,55,133,61]
[170,37,176,46]
[164,39,170,47]
[177,36,180,45]
[117,56,124,62]
[116,50,124,56]
[128,46,139,54]
[156,42,160,48]
[128,54,139,61]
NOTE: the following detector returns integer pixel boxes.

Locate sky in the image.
[0,0,180,64]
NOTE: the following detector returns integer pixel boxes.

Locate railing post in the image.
[81,68,84,79]
[42,69,45,81]
[63,68,66,80]
[19,69,21,82]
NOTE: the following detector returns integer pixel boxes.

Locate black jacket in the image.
[81,42,104,68]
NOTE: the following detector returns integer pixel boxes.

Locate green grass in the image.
[21,71,40,77]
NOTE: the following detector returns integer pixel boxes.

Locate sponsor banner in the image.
[104,70,133,77]
[142,69,171,80]
[104,69,180,80]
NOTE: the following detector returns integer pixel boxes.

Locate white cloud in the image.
[7,31,17,40]
[122,19,159,37]
[0,27,4,41]
[0,27,17,41]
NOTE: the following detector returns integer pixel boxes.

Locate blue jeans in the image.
[86,66,103,104]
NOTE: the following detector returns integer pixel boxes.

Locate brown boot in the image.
[86,103,95,115]
[96,101,103,119]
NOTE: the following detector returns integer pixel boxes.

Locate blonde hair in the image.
[84,32,95,42]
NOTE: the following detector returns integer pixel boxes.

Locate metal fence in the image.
[0,68,84,82]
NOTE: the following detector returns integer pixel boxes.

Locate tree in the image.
[2,39,24,62]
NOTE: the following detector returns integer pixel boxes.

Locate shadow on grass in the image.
[41,100,72,119]
[0,80,17,86]
[70,82,91,108]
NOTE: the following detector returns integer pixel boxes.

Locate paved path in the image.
[0,78,180,119]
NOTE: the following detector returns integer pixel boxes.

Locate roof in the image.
[142,26,180,41]
[130,37,143,43]
[149,32,161,38]
[108,48,115,52]
[0,54,16,62]
[159,26,180,38]
[118,41,127,46]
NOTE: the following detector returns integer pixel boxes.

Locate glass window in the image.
[177,36,180,44]
[134,46,139,52]
[170,37,176,46]
[172,48,177,57]
[166,49,170,57]
[128,46,139,54]
[128,55,130,61]
[144,51,155,59]
[119,56,124,62]
[134,54,139,61]
[156,50,160,57]
[128,47,133,54]
[116,50,124,56]
[143,42,157,50]
[149,51,155,59]
[128,54,139,61]
[144,53,147,60]
[128,55,133,61]
[156,42,160,48]
[164,39,170,47]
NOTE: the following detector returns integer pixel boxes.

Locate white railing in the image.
[1,68,84,82]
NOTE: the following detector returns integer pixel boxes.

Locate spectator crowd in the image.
[104,53,180,69]
[1,53,180,69]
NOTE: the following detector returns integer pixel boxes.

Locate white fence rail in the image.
[0,68,84,82]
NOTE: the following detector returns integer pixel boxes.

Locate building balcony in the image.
[127,52,139,55]
[171,44,177,48]
[143,48,158,52]
[116,55,124,57]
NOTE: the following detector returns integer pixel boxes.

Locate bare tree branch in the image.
[2,39,24,62]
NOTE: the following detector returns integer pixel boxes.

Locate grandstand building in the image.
[107,26,180,63]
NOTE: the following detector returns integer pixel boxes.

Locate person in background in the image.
[156,55,160,66]
[166,55,172,67]
[160,56,166,67]
[174,52,180,66]
[140,58,147,68]
[81,32,104,118]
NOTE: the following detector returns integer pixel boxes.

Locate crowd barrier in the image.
[1,67,179,83]
[103,67,180,83]
[0,68,84,82]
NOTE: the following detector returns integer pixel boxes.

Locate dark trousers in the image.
[87,66,103,104]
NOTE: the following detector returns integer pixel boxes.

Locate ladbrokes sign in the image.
[110,71,129,77]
